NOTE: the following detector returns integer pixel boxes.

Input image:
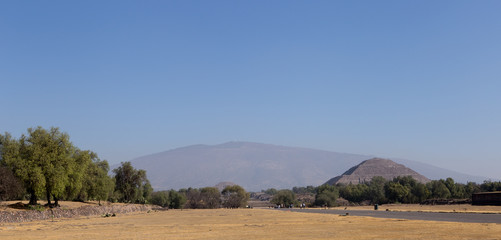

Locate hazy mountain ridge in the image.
[127,142,495,191]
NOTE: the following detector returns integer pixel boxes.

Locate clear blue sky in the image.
[1,1,500,179]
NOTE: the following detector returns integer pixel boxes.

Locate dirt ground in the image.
[1,208,500,240]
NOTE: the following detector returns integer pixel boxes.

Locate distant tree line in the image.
[264,176,501,207]
[150,185,250,209]
[0,127,252,209]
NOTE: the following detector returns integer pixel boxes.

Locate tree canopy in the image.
[222,185,249,208]
[1,127,80,206]
[271,189,296,206]
[113,161,152,203]
[0,127,119,206]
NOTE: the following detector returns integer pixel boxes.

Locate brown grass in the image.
[332,203,501,214]
[1,208,500,239]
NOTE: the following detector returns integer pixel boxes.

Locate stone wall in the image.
[0,204,151,223]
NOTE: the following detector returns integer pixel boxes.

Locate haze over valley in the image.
[127,142,494,191]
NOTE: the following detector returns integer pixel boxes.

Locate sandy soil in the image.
[1,208,500,240]
[332,204,501,214]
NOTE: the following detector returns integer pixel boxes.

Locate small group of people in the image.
[272,203,307,209]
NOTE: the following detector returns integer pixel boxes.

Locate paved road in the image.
[276,208,501,224]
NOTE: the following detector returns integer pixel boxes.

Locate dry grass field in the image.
[332,203,501,214]
[1,207,501,240]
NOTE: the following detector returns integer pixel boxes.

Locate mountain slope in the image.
[127,141,495,191]
[128,142,370,191]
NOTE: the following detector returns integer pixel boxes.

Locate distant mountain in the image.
[325,158,430,185]
[391,158,494,184]
[126,141,495,191]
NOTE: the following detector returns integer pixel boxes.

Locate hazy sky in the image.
[2,1,500,179]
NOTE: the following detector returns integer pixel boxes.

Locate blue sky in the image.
[1,1,500,179]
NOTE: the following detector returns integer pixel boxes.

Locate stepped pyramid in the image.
[325,158,430,185]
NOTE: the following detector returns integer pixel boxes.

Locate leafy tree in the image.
[78,153,114,204]
[392,176,421,203]
[427,180,451,199]
[222,185,249,208]
[271,189,296,206]
[464,182,480,197]
[184,188,203,208]
[411,182,430,203]
[137,180,153,204]
[151,191,170,207]
[367,176,387,204]
[292,186,316,194]
[151,190,187,209]
[314,184,338,207]
[0,166,24,201]
[263,188,278,195]
[480,181,501,192]
[340,183,369,203]
[113,161,152,203]
[384,182,410,203]
[1,127,78,206]
[182,187,221,209]
[64,149,92,201]
[200,187,221,209]
[168,189,186,209]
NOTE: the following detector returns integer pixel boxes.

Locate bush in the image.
[222,185,249,208]
[271,189,296,206]
[314,184,338,207]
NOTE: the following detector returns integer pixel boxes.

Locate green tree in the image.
[340,183,369,203]
[113,161,152,203]
[263,188,278,195]
[411,182,430,203]
[271,189,296,207]
[2,127,78,206]
[464,182,480,197]
[292,186,316,194]
[168,189,186,209]
[151,191,170,207]
[314,184,338,207]
[79,153,114,204]
[392,176,420,203]
[64,149,92,201]
[384,182,410,203]
[480,181,501,192]
[151,189,186,209]
[367,176,387,204]
[222,185,249,208]
[427,180,451,199]
[200,187,221,209]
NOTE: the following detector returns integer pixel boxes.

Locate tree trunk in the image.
[53,197,59,207]
[28,189,38,205]
[46,191,52,206]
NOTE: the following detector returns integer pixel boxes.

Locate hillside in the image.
[325,158,430,185]
[127,142,493,191]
